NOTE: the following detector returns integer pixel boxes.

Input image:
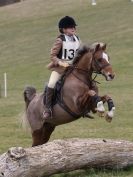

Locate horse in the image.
[23,42,115,147]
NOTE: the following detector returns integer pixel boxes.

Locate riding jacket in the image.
[47,34,80,73]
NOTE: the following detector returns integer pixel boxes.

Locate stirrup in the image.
[84,112,94,119]
[42,108,53,119]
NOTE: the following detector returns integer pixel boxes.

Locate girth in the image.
[56,93,82,119]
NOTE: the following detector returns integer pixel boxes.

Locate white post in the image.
[91,0,97,5]
[4,73,7,98]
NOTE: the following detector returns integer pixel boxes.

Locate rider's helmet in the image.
[58,16,77,33]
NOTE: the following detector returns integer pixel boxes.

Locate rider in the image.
[43,16,81,119]
[43,16,105,119]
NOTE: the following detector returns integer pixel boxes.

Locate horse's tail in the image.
[21,86,36,132]
[24,86,36,109]
[19,111,30,132]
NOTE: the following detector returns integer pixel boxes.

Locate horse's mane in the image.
[73,45,91,65]
[73,42,106,65]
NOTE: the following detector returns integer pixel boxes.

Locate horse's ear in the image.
[102,43,107,51]
[95,43,100,52]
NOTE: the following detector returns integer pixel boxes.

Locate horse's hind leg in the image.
[41,123,55,144]
[32,123,55,147]
[32,128,44,147]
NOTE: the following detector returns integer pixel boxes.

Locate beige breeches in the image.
[48,71,62,88]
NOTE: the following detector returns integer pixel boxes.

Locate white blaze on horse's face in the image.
[102,52,109,63]
[101,52,115,81]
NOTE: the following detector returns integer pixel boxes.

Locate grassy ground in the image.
[0,0,133,176]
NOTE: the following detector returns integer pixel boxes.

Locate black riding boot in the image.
[43,87,54,119]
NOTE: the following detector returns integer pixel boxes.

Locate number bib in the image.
[62,35,80,64]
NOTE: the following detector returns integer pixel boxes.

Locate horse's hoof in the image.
[105,107,115,122]
[97,111,105,117]
[105,114,112,123]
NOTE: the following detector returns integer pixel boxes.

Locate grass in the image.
[53,168,133,177]
[0,0,133,176]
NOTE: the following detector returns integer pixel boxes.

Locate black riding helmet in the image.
[58,16,77,30]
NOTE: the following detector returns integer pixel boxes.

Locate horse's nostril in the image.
[109,74,114,79]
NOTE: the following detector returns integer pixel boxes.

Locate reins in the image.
[72,67,100,86]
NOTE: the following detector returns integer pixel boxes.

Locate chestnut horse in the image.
[23,43,115,147]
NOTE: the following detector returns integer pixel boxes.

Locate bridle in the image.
[73,54,110,75]
[71,52,111,86]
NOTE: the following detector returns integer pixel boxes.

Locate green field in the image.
[0,0,133,176]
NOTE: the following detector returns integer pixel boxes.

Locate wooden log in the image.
[0,138,133,177]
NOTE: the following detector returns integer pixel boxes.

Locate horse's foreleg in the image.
[88,90,105,117]
[101,95,115,122]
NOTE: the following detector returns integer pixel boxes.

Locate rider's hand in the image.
[58,61,69,68]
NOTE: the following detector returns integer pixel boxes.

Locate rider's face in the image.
[63,27,76,36]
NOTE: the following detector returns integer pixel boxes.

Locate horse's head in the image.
[91,42,115,81]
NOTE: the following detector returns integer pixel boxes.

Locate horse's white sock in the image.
[97,101,105,112]
[107,107,115,118]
